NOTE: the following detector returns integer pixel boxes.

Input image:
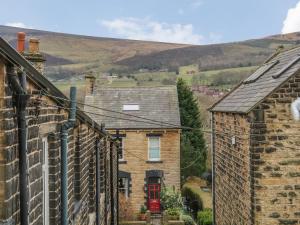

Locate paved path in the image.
[151,214,162,225]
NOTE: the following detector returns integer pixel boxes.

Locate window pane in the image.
[149,137,160,160]
[149,137,159,147]
[149,148,159,159]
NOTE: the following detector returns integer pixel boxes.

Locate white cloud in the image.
[282,1,300,34]
[191,0,203,9]
[100,17,203,44]
[5,22,33,29]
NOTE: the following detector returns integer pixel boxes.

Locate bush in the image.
[197,209,213,225]
[180,214,196,225]
[182,185,203,213]
[166,208,181,216]
[160,187,183,210]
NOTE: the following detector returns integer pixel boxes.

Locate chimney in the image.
[18,33,46,74]
[17,32,25,53]
[85,73,96,96]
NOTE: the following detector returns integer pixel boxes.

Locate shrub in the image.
[182,185,203,213]
[140,205,147,214]
[166,208,181,216]
[197,209,213,225]
[160,187,183,210]
[180,214,196,225]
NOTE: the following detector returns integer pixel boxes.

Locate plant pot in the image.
[140,213,147,221]
[168,215,180,220]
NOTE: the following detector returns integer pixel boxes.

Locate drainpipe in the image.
[61,87,77,225]
[96,138,101,225]
[7,65,30,225]
[210,112,216,225]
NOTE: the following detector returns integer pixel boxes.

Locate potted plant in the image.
[166,208,180,220]
[139,205,147,220]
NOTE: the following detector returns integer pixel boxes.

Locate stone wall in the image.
[213,72,300,225]
[117,129,181,214]
[212,112,252,225]
[252,72,300,225]
[0,59,118,225]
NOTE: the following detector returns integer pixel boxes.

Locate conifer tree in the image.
[177,78,207,180]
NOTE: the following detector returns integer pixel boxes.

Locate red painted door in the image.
[148,184,161,213]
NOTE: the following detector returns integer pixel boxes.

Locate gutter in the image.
[96,138,101,225]
[7,65,30,225]
[61,87,77,225]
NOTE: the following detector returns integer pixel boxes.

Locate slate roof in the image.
[0,37,106,135]
[210,46,300,113]
[84,86,181,129]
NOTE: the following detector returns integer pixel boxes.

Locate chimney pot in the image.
[17,32,26,53]
[29,38,40,54]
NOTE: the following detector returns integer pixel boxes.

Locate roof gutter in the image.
[7,65,30,225]
[61,87,77,225]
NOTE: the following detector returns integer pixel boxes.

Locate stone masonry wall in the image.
[0,60,117,225]
[117,129,181,214]
[252,72,300,225]
[213,112,252,225]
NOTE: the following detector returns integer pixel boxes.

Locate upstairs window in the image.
[148,137,160,161]
[123,104,140,111]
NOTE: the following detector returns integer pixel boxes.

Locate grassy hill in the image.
[1,25,300,89]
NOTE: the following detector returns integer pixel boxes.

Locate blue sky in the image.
[1,0,300,44]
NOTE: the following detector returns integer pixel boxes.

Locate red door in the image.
[148,184,161,213]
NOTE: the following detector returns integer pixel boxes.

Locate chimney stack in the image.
[17,33,46,74]
[29,38,40,54]
[17,32,25,53]
[85,73,96,96]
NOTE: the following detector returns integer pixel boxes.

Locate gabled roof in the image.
[0,37,105,135]
[210,46,300,113]
[84,86,181,129]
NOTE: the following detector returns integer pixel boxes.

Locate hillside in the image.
[0,25,187,80]
[1,25,300,85]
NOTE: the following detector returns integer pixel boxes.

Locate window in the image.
[148,137,160,161]
[42,137,49,225]
[273,55,300,79]
[123,104,140,111]
[118,137,125,161]
[243,60,279,84]
[118,177,129,198]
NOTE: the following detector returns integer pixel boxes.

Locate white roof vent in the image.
[123,104,140,111]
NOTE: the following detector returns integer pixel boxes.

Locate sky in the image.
[1,0,300,45]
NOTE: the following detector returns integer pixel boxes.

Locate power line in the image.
[41,93,187,129]
[181,154,204,170]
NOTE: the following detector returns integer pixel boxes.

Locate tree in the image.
[177,78,206,181]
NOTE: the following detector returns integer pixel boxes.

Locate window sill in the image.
[146,160,163,164]
[118,160,127,164]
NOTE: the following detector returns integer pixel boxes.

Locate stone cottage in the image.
[210,46,300,225]
[0,33,118,225]
[84,85,181,214]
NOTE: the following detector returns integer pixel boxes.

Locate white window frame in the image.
[122,104,140,111]
[148,136,161,161]
[118,177,129,199]
[118,137,125,161]
[42,137,49,225]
